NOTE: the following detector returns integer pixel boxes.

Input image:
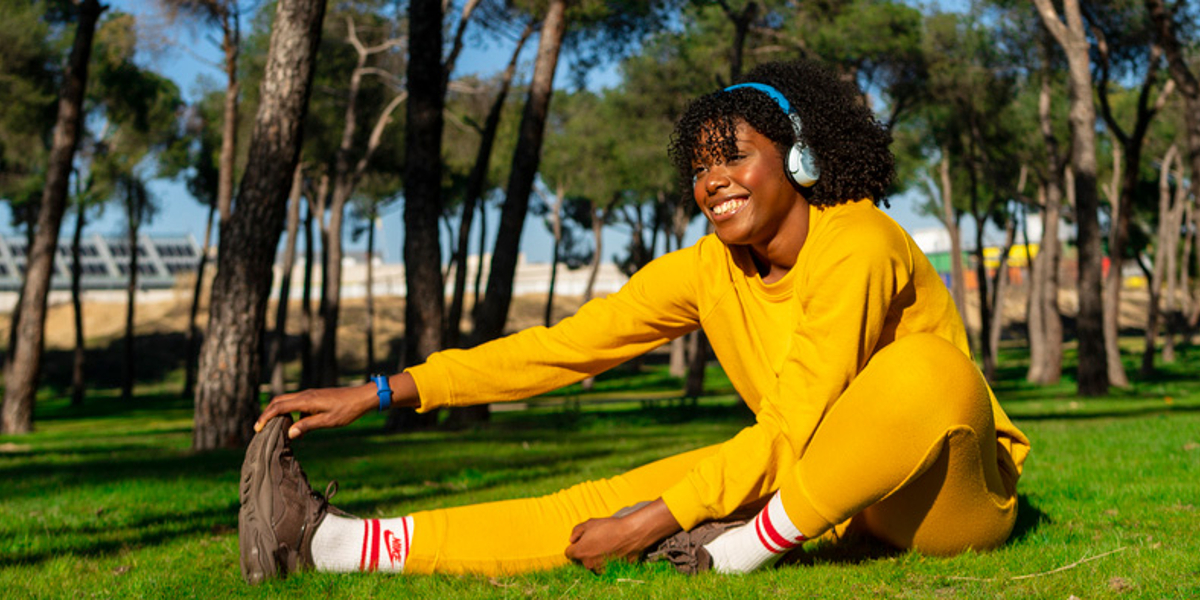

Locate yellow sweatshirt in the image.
[407,199,1030,530]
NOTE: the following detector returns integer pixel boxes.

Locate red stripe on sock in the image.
[401,517,411,569]
[754,515,785,554]
[760,509,798,552]
[359,519,370,571]
[369,520,381,571]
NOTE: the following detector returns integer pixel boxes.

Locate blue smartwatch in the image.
[371,374,393,412]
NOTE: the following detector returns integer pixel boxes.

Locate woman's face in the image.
[692,121,806,252]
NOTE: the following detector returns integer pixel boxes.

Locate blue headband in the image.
[723,83,793,113]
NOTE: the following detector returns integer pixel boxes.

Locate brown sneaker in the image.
[238,414,346,584]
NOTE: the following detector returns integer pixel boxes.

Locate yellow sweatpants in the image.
[405,333,1018,575]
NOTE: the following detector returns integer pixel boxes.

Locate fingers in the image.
[254,392,299,432]
[288,410,336,440]
[585,558,605,574]
[569,523,586,544]
[286,416,310,440]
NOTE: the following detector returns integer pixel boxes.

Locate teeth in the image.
[712,198,746,216]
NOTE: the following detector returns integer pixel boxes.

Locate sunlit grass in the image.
[2,345,1199,598]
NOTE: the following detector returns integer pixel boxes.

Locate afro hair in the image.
[668,60,895,208]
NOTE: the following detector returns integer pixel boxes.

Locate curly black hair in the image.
[668,60,895,208]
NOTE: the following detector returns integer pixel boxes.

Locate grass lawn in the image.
[2,347,1199,599]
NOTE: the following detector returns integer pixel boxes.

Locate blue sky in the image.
[14,1,944,265]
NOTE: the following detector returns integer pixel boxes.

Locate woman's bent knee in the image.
[862,333,992,434]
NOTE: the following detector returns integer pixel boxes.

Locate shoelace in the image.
[320,481,339,505]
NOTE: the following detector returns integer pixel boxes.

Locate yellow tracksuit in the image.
[403,199,1030,574]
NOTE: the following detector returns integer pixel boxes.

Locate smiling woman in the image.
[690,123,810,283]
[238,58,1029,582]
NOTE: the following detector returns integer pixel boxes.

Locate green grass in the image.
[2,348,1200,598]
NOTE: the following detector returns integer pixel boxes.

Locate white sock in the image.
[311,514,414,573]
[703,492,807,574]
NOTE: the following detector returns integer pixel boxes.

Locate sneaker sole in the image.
[238,415,291,585]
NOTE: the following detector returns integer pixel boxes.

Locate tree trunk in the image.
[70,200,86,407]
[1024,188,1045,381]
[389,0,446,432]
[314,182,345,386]
[1101,140,1130,388]
[543,185,564,328]
[299,193,316,389]
[666,234,686,378]
[1028,45,1065,385]
[1146,0,1200,207]
[473,0,568,342]
[313,19,406,387]
[184,201,217,398]
[305,173,329,389]
[1147,0,1200,351]
[965,134,993,378]
[456,0,567,426]
[441,213,456,284]
[972,211,993,377]
[122,208,139,402]
[584,196,615,302]
[218,4,240,224]
[987,216,1016,381]
[193,0,327,450]
[365,212,376,374]
[1094,33,1171,387]
[1033,0,1107,395]
[447,23,532,347]
[1143,145,1178,375]
[3,0,104,434]
[270,163,305,397]
[939,151,968,323]
[472,197,487,315]
[1162,153,1188,361]
[721,1,758,83]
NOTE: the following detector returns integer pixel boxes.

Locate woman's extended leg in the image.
[386,444,717,575]
[706,333,1018,571]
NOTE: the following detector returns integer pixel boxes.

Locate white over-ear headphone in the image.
[724,83,820,187]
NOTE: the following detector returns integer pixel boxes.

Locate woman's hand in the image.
[565,516,644,572]
[255,373,422,439]
[255,383,377,440]
[565,498,681,573]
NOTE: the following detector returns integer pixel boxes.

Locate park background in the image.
[1,0,1199,597]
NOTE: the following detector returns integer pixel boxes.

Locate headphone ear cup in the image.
[787,145,819,187]
[784,113,819,187]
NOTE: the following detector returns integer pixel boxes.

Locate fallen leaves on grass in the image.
[946,546,1128,582]
[488,578,516,588]
[1109,576,1132,592]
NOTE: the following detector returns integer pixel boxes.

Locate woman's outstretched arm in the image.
[253,373,421,439]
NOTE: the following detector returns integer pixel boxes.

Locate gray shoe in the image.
[238,415,345,584]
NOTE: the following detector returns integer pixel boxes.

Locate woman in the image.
[238,59,1029,583]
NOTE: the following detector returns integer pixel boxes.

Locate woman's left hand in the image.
[565,516,644,572]
[564,498,681,573]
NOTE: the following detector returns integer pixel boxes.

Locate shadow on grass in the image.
[1009,403,1200,422]
[0,503,240,569]
[779,494,1048,569]
[1009,493,1050,544]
